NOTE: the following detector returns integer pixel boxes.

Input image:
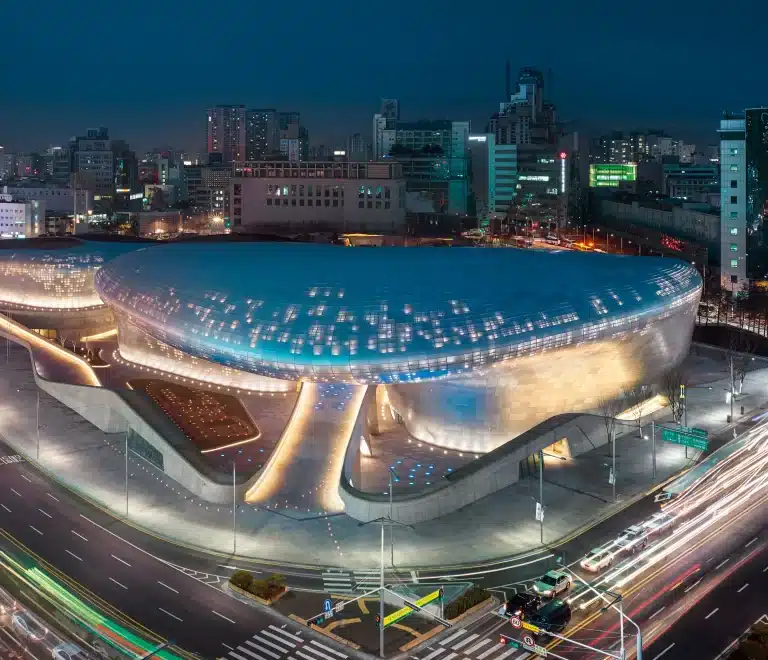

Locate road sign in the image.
[662,426,709,451]
[535,501,544,522]
[323,599,332,613]
[334,601,344,614]
[522,634,535,647]
[510,616,522,629]
[608,468,615,485]
[534,644,548,656]
[521,621,540,633]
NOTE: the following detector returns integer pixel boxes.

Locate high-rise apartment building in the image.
[719,112,749,290]
[347,133,368,161]
[74,127,114,199]
[246,109,277,160]
[207,105,246,163]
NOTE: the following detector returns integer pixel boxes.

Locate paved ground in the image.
[0,341,766,569]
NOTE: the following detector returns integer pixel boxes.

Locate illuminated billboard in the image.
[589,163,637,188]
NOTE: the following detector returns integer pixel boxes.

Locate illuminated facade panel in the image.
[589,163,637,188]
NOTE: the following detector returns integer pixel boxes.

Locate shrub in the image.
[444,585,490,620]
[230,570,254,591]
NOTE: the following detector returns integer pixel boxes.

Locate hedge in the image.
[727,621,768,659]
[230,571,286,601]
[444,585,491,620]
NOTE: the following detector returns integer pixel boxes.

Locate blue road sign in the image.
[324,599,332,613]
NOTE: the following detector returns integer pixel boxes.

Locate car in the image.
[11,612,48,641]
[52,644,90,660]
[580,547,614,573]
[532,570,571,598]
[615,525,649,554]
[529,599,572,637]
[643,512,675,535]
[504,592,542,619]
[0,588,17,615]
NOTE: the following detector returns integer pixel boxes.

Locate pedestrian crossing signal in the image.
[375,615,381,625]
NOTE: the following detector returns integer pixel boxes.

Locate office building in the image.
[719,113,748,290]
[347,134,368,162]
[72,128,115,205]
[0,151,16,180]
[230,160,406,233]
[663,164,719,204]
[207,105,246,163]
[245,109,278,160]
[0,195,44,238]
[2,185,91,215]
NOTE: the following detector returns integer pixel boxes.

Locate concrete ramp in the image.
[245,382,367,516]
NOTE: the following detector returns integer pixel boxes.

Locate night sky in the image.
[2,0,766,154]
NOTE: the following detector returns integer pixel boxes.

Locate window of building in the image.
[324,199,330,207]
[730,148,739,156]
[308,184,313,196]
[359,201,364,208]
[291,198,296,206]
[324,188,330,197]
[358,186,365,199]
[282,186,288,195]
[730,259,739,268]
[299,199,304,206]
[283,199,288,206]
[731,196,738,204]
[375,201,381,209]
[729,164,739,172]
[730,211,738,219]
[384,201,391,209]
[332,199,338,207]
[384,187,391,199]
[332,187,339,198]
[316,187,321,196]
[730,227,738,235]
[731,180,738,188]
[367,201,373,209]
[730,243,738,252]
[266,198,272,206]
[375,185,383,199]
[268,184,274,194]
[308,199,313,206]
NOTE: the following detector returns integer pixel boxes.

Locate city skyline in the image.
[2,0,766,153]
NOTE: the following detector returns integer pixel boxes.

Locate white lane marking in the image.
[466,639,493,654]
[71,530,88,542]
[737,583,749,593]
[29,525,42,535]
[441,654,459,660]
[478,644,504,659]
[297,651,327,660]
[38,508,52,519]
[10,488,21,497]
[46,493,59,502]
[159,607,183,622]
[684,578,702,593]
[490,649,523,660]
[111,554,131,567]
[0,504,10,512]
[109,577,128,590]
[441,629,468,646]
[300,647,338,660]
[715,558,730,570]
[239,646,268,660]
[452,633,480,650]
[230,653,249,660]
[649,606,665,620]
[247,639,280,659]
[158,581,179,594]
[705,608,719,620]
[212,610,236,624]
[309,640,347,658]
[745,537,758,548]
[422,649,446,660]
[651,643,675,660]
[65,550,83,562]
[268,625,302,643]
[21,475,31,483]
[262,631,296,648]
[222,643,234,651]
[251,635,289,654]
[763,566,768,573]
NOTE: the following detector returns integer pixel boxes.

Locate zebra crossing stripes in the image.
[0,454,23,465]
[432,629,531,660]
[321,570,354,593]
[353,570,380,592]
[224,625,349,660]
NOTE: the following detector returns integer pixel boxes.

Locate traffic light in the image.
[499,634,512,645]
[375,614,381,626]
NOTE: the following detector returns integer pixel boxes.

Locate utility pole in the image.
[611,426,617,503]
[730,356,735,423]
[538,449,544,544]
[233,460,237,555]
[36,390,40,460]
[379,520,384,658]
[388,467,395,566]
[651,421,656,480]
[125,431,129,516]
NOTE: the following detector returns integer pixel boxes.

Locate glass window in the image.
[375,201,381,209]
[375,185,383,199]
[332,199,338,207]
[384,201,391,209]
[730,180,737,189]
[730,259,739,268]
[367,201,373,209]
[384,187,391,199]
[299,199,304,206]
[324,199,330,207]
[308,199,313,206]
[332,187,339,197]
[730,211,738,219]
[299,185,304,196]
[730,243,738,252]
[268,184,274,193]
[316,187,321,196]
[324,188,330,197]
[729,164,739,172]
[730,148,739,156]
[283,199,288,206]
[291,185,297,196]
[282,186,288,195]
[731,196,738,204]
[730,227,738,235]
[359,185,365,199]
[358,201,364,208]
[266,198,272,206]
[308,184,313,196]
[291,198,296,206]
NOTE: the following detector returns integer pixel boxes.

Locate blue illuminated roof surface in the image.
[95,243,702,383]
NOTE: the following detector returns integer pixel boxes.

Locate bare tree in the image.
[726,330,758,396]
[659,367,687,425]
[622,384,653,437]
[597,395,623,455]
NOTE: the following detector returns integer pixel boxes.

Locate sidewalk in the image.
[0,342,763,570]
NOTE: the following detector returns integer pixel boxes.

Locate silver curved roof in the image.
[95,243,702,383]
[0,240,148,310]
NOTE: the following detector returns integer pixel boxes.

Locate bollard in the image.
[727,414,732,423]
[741,406,744,414]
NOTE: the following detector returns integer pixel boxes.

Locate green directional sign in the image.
[662,426,709,451]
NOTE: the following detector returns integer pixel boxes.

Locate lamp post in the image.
[388,467,396,566]
[36,390,40,460]
[233,460,237,555]
[125,430,129,516]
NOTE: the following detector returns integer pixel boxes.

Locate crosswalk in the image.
[412,628,531,660]
[0,454,24,466]
[321,569,380,594]
[222,624,348,660]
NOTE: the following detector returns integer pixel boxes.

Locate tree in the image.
[622,384,653,438]
[659,368,687,425]
[726,329,757,396]
[597,396,623,455]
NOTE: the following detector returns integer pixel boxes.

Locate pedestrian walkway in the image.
[411,628,532,660]
[0,341,765,569]
[221,624,348,660]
